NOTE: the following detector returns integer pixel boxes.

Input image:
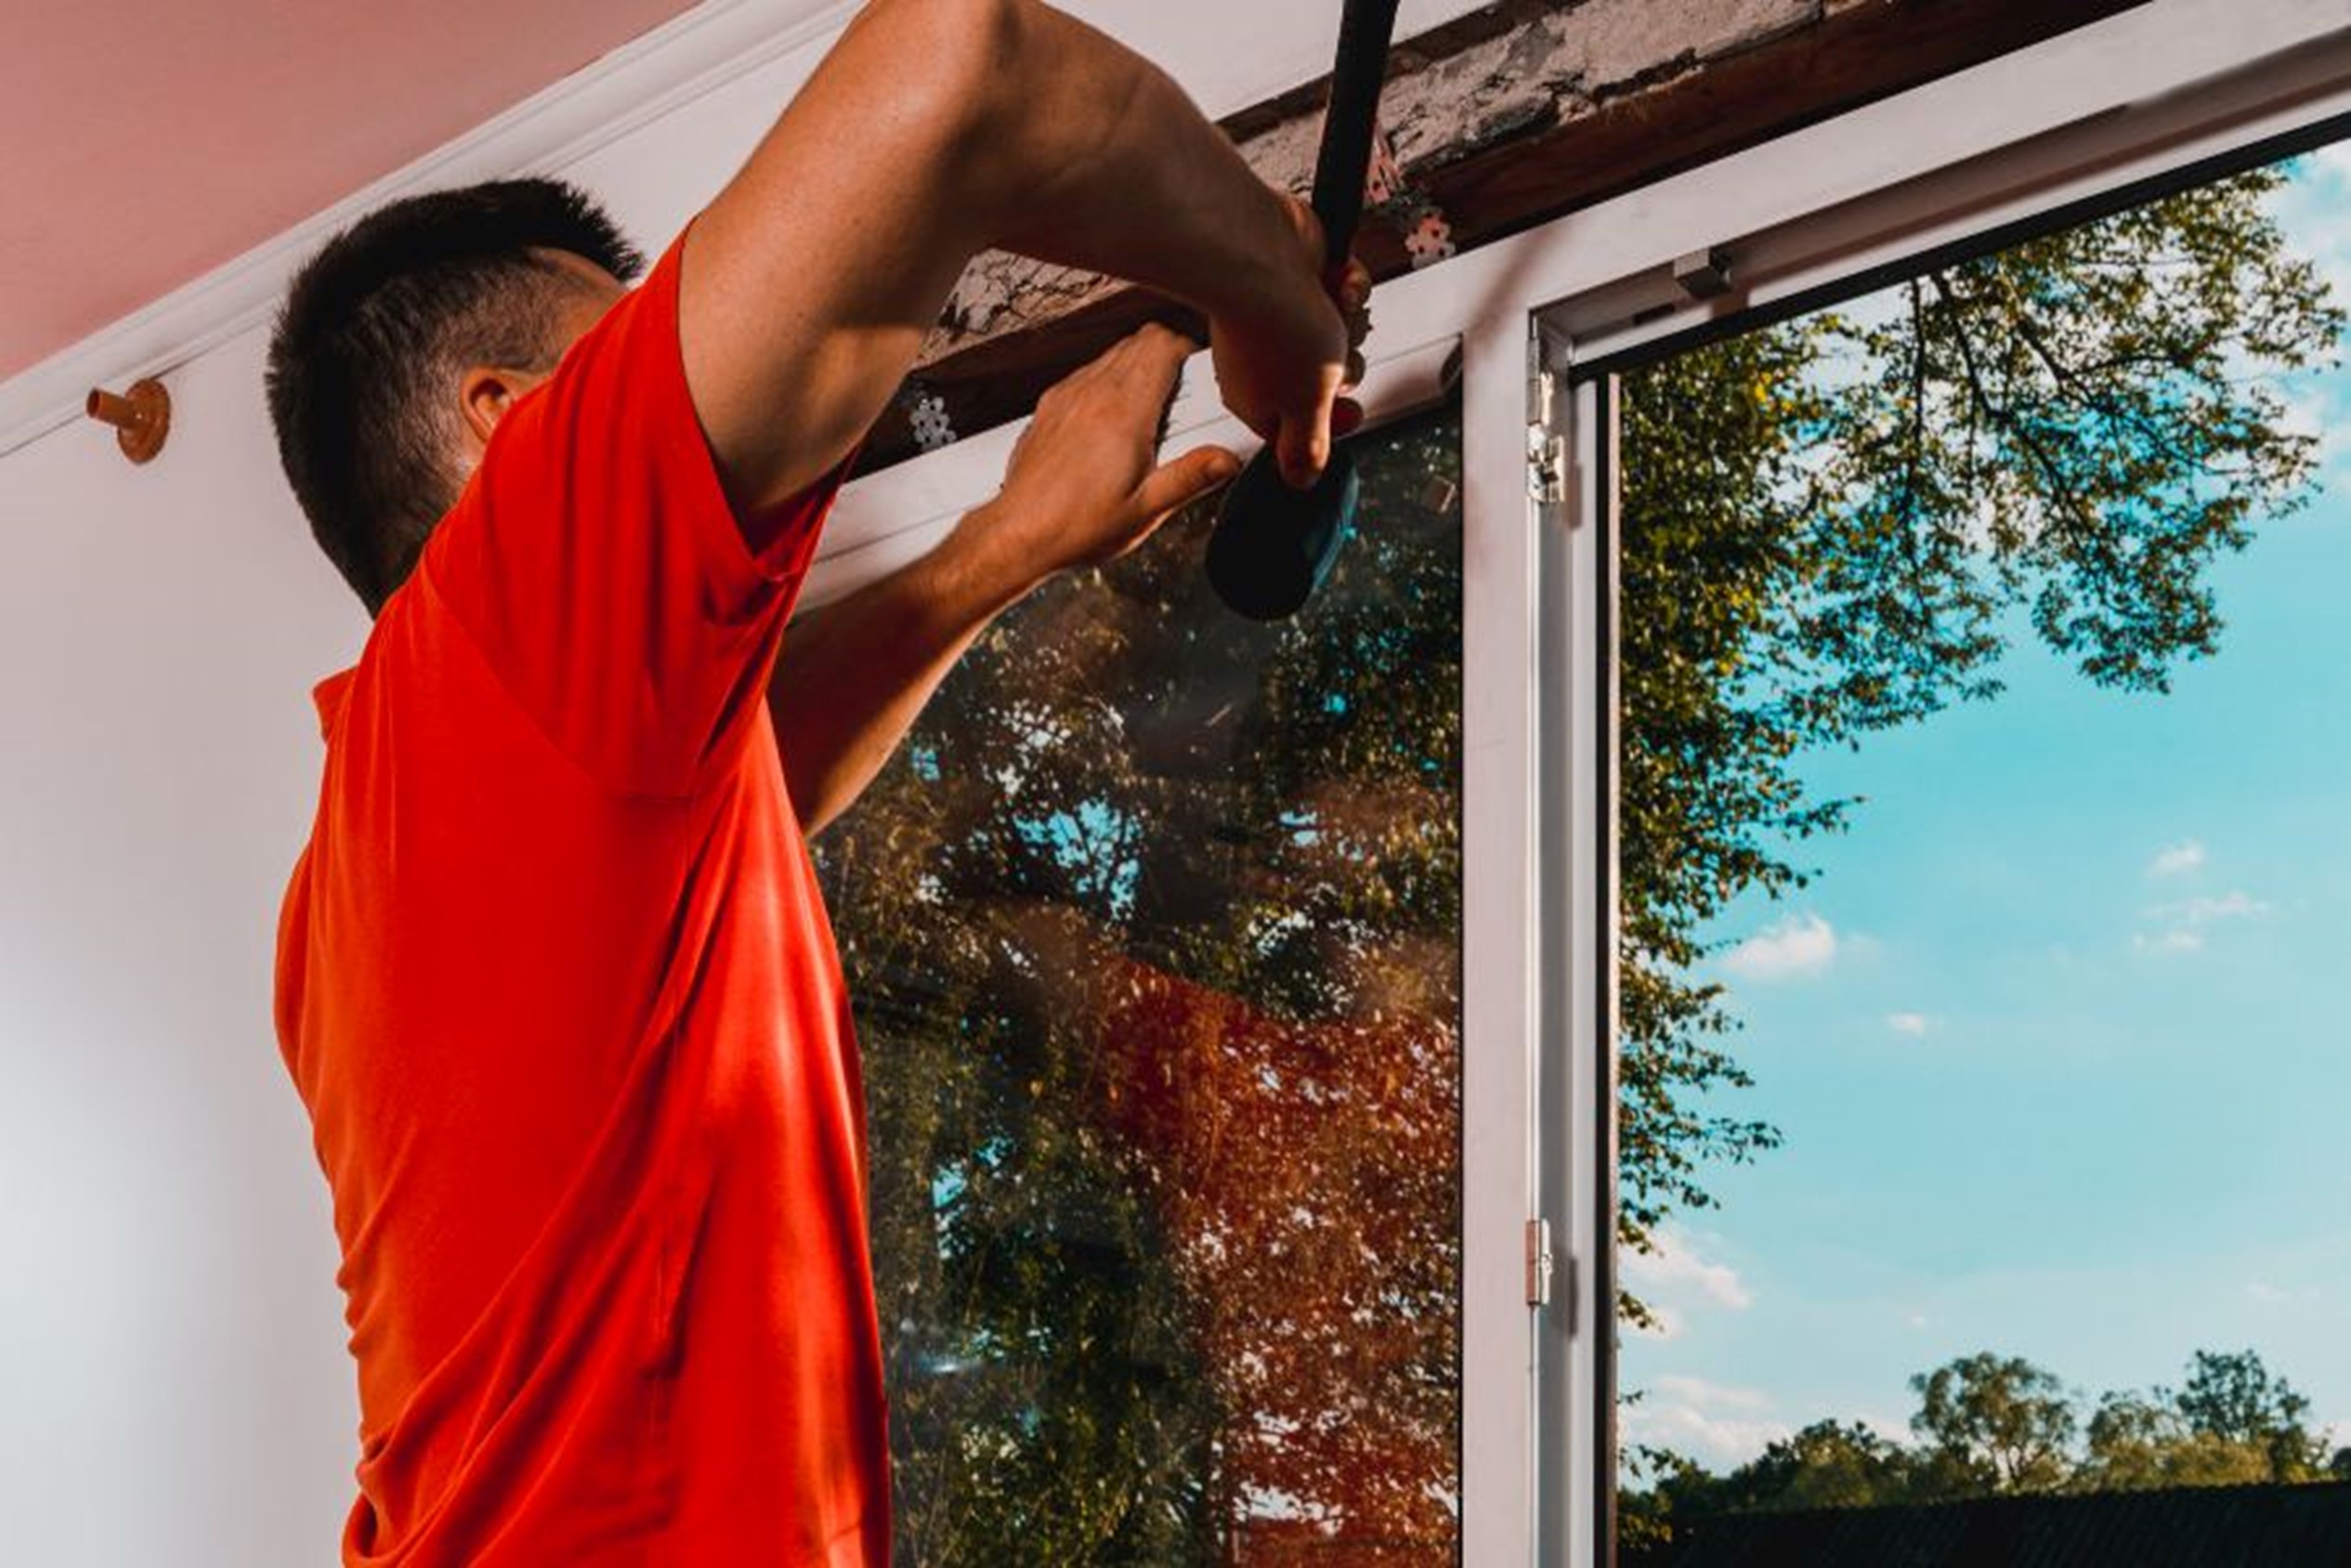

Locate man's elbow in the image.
[843,0,1033,137]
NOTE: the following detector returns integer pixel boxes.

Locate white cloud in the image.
[2272,155,2351,335]
[2250,163,2351,497]
[1723,912,1839,982]
[1622,1376,1791,1470]
[2148,840,2206,879]
[1853,1410,1916,1449]
[1887,1012,1934,1038]
[2246,1280,2318,1306]
[1622,1226,1754,1340]
[2134,929,2204,955]
[2278,375,2351,491]
[2162,892,2271,923]
[1653,1374,1773,1411]
[2136,889,2270,955]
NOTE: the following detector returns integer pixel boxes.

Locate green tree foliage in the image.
[2175,1348,2331,1481]
[2079,1391,2271,1492]
[818,415,1465,1562]
[1615,162,2342,1310]
[1623,1348,2343,1535]
[1909,1352,2079,1495]
[1621,1418,1940,1548]
[1747,1420,1918,1511]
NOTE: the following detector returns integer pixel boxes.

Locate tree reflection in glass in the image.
[815,405,1465,1565]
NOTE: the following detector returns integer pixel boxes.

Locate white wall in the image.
[0,318,361,1564]
[0,3,1493,1562]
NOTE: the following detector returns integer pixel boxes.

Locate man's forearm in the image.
[770,502,1039,837]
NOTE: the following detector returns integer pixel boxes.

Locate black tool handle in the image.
[1309,0,1403,267]
[1200,0,1402,622]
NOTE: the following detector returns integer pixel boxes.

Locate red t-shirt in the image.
[273,216,890,1566]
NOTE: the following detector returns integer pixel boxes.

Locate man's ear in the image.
[458,364,538,450]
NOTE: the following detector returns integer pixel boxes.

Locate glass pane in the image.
[1610,143,2351,1560]
[816,403,1465,1565]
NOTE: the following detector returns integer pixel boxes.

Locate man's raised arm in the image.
[681,0,1351,533]
[775,322,1273,835]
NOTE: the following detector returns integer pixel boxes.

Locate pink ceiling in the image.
[1,0,703,382]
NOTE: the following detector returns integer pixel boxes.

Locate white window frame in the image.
[806,4,2351,1561]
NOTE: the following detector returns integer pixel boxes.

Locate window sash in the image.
[802,6,2351,1561]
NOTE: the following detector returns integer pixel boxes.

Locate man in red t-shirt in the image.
[261,2,1362,1562]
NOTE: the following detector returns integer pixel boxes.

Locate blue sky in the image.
[1618,144,2351,1471]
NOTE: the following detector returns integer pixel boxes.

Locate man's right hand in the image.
[1207,190,1363,491]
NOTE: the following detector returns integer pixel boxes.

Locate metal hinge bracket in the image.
[1525,1217,1556,1307]
[1528,366,1568,505]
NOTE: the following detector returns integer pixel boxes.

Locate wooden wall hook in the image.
[86,377,171,464]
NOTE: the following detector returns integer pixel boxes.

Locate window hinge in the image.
[1528,368,1568,505]
[1524,1217,1556,1307]
[1528,424,1568,505]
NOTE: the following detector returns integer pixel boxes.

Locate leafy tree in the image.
[1675,1420,1920,1516]
[1622,1345,2344,1545]
[2074,1351,2331,1492]
[2175,1348,2331,1481]
[1615,161,2341,1313]
[2077,1390,2270,1492]
[1616,1445,1709,1554]
[1909,1352,2078,1495]
[1748,1420,1916,1510]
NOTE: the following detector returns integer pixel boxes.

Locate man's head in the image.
[265,176,644,616]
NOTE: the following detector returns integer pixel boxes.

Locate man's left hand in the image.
[969,323,1240,583]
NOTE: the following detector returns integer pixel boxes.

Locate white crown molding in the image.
[0,0,859,462]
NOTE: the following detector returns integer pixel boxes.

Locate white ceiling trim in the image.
[0,0,860,462]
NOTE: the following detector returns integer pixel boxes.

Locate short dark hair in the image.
[264,176,646,614]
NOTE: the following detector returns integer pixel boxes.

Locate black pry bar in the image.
[1308,0,1404,275]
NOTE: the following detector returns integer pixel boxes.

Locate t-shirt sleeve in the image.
[421,212,853,800]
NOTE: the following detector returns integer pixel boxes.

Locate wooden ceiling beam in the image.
[852,0,2146,477]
